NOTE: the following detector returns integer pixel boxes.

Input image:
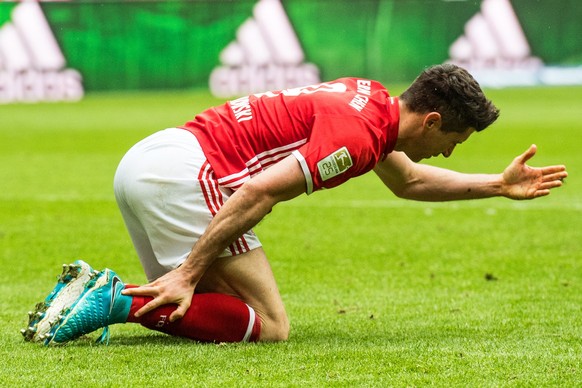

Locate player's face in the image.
[432,127,473,158]
[414,127,475,162]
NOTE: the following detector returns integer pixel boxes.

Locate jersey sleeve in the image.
[292,114,384,194]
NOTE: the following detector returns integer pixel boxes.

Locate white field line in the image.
[3,194,581,212]
[0,193,115,202]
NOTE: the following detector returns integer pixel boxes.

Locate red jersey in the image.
[181,78,399,194]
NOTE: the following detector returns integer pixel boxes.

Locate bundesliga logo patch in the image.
[317,147,353,181]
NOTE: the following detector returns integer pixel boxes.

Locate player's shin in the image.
[126,290,261,342]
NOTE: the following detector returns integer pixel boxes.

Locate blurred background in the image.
[1,0,582,103]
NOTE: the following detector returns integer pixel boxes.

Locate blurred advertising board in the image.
[1,0,581,103]
[0,1,83,103]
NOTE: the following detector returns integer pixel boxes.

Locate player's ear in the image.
[422,112,442,132]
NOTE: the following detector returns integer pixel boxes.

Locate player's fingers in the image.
[538,180,563,191]
[169,301,190,322]
[533,189,551,198]
[541,166,567,177]
[517,144,537,164]
[542,171,567,183]
[122,285,157,297]
[134,297,166,318]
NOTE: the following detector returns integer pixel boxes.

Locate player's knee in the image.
[259,313,290,342]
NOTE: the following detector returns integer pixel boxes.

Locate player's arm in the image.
[123,154,306,321]
[374,145,567,201]
[180,153,306,279]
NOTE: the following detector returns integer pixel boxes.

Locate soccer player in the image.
[22,64,567,345]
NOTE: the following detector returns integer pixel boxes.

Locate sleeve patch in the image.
[317,147,353,181]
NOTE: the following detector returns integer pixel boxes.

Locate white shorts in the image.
[113,128,262,282]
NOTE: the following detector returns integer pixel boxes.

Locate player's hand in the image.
[122,266,197,322]
[502,144,567,199]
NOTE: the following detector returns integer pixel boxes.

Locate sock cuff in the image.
[242,304,261,342]
[122,284,143,324]
[110,283,134,324]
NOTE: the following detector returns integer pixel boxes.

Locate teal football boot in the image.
[47,268,132,345]
[21,260,99,344]
[22,262,132,345]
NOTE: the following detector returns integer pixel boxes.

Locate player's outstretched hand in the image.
[502,144,567,200]
[122,266,196,322]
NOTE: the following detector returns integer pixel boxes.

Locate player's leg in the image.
[196,247,290,341]
[114,127,285,342]
[115,189,167,283]
[23,128,284,345]
[126,247,289,342]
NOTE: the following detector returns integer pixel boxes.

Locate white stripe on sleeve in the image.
[291,150,313,194]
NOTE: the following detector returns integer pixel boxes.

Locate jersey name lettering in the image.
[254,82,347,99]
[349,79,372,112]
[229,96,253,122]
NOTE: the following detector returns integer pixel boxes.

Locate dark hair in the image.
[400,64,500,133]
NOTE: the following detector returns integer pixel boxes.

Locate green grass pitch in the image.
[0,86,580,386]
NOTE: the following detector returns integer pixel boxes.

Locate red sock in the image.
[123,285,261,343]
